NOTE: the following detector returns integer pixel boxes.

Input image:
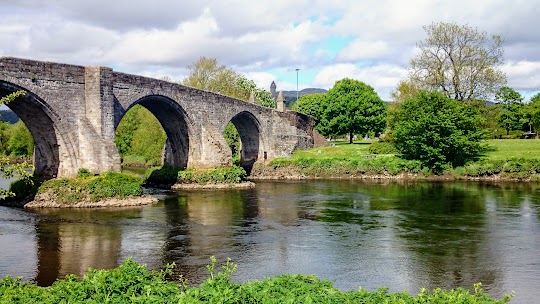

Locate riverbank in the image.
[249,163,538,182]
[250,139,540,182]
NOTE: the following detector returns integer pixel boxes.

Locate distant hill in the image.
[0,109,19,124]
[282,88,327,108]
[282,88,327,98]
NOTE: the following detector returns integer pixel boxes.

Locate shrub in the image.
[145,166,180,188]
[389,91,489,173]
[38,172,143,204]
[368,141,398,155]
[178,166,247,184]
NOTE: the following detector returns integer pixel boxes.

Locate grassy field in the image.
[263,139,540,179]
[482,139,540,160]
[291,139,540,160]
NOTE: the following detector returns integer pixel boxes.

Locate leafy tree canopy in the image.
[495,86,525,135]
[291,93,327,134]
[183,56,275,108]
[322,78,386,143]
[409,22,506,101]
[389,91,488,172]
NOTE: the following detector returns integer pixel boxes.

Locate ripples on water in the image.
[1,180,539,303]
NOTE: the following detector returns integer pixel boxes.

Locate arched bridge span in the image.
[0,57,315,177]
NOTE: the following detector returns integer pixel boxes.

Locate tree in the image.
[322,78,386,143]
[409,22,506,101]
[183,57,275,108]
[115,105,167,165]
[389,91,488,172]
[7,120,34,156]
[390,80,420,103]
[524,92,540,135]
[495,86,525,135]
[183,57,276,160]
[0,91,33,197]
[291,93,327,134]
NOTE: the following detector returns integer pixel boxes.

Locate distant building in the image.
[270,81,277,99]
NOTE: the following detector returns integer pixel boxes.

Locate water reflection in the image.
[0,180,538,302]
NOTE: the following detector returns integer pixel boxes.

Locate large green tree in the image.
[291,93,327,134]
[495,86,525,135]
[524,92,540,136]
[389,91,488,172]
[322,78,386,143]
[409,22,506,101]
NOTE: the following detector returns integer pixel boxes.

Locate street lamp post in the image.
[295,68,299,102]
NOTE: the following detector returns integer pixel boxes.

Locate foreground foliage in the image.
[0,258,511,303]
[37,171,143,204]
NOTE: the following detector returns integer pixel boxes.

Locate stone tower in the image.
[270,81,277,99]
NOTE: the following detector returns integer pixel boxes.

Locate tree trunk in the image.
[349,132,353,144]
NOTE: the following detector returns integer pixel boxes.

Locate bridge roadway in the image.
[0,57,314,178]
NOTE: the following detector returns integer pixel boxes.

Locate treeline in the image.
[0,120,33,158]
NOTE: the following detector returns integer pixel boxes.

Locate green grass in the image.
[37,172,143,204]
[290,140,386,160]
[0,258,512,303]
[482,139,540,160]
[267,139,540,179]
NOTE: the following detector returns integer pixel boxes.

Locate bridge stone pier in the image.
[0,57,315,178]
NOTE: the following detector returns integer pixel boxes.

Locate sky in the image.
[1,0,539,101]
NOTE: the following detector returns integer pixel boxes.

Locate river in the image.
[0,179,539,302]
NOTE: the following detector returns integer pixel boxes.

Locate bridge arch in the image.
[0,81,77,178]
[225,110,265,173]
[116,95,193,169]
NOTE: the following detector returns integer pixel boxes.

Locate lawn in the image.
[292,139,540,161]
[482,139,540,160]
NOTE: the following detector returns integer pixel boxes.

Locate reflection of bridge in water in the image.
[0,57,315,178]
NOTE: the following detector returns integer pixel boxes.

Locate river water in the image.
[0,179,539,302]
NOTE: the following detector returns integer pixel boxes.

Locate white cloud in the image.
[336,40,390,62]
[1,0,540,96]
[503,61,540,91]
[313,64,407,100]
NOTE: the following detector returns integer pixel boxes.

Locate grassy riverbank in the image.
[0,258,511,303]
[252,139,540,180]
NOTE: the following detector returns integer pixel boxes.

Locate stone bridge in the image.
[0,57,315,178]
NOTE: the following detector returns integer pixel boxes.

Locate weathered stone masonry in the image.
[0,57,315,178]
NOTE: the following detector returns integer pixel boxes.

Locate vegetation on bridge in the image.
[0,257,511,303]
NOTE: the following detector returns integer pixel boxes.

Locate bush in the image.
[177,166,247,184]
[38,172,143,204]
[368,141,398,154]
[145,166,180,188]
[389,91,489,173]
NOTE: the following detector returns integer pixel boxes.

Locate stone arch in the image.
[226,111,265,173]
[116,95,192,169]
[0,81,76,178]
